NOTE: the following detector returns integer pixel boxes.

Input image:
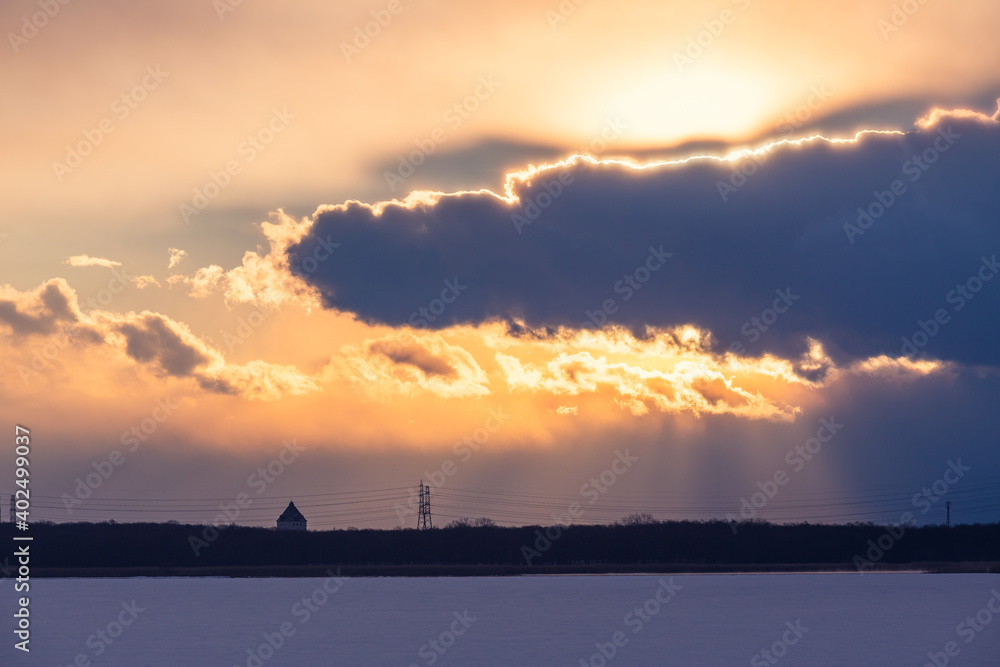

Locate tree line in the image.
[2,518,997,572]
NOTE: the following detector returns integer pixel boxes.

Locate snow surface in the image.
[2,573,998,666]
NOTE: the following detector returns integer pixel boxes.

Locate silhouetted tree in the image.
[1,520,995,571]
[617,513,658,526]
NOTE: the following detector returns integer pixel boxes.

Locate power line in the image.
[14,478,998,528]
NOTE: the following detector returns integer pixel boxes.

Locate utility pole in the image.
[417,481,433,530]
[9,494,14,523]
[946,501,951,527]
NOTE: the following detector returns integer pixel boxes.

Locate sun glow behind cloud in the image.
[2,0,998,252]
[4,104,988,455]
[597,66,778,145]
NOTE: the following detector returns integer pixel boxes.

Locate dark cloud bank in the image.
[289,105,1000,367]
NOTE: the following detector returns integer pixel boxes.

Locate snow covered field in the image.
[3,573,998,666]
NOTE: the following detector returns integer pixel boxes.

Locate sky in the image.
[1,0,999,530]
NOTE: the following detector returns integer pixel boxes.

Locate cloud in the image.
[331,331,490,400]
[369,340,458,378]
[64,255,122,269]
[500,349,793,419]
[168,265,225,299]
[94,309,318,400]
[199,360,318,401]
[493,326,811,421]
[288,104,1000,368]
[768,88,1000,140]
[0,279,317,401]
[133,275,161,289]
[494,324,946,421]
[113,313,212,377]
[370,137,566,196]
[168,248,188,269]
[169,211,321,310]
[224,248,310,309]
[0,279,83,336]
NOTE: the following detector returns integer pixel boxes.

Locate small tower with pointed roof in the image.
[276,500,307,531]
